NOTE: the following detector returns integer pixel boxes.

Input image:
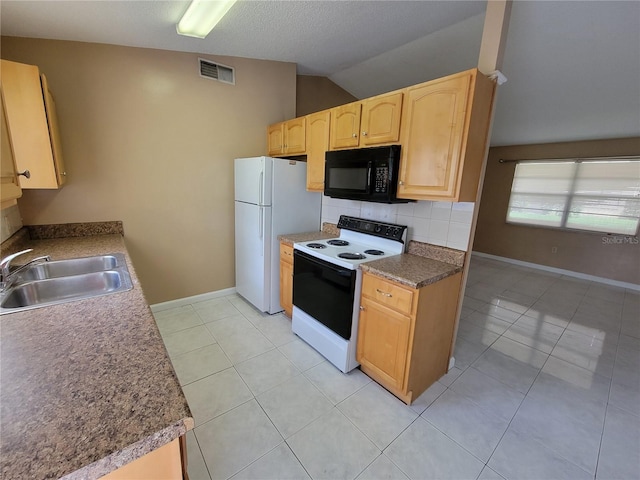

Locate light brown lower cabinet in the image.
[357,271,462,404]
[279,242,294,317]
[100,436,186,480]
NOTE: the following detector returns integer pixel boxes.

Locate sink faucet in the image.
[0,249,51,291]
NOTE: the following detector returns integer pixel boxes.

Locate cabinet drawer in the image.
[362,274,414,315]
[280,243,294,264]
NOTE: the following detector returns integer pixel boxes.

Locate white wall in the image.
[321,196,474,251]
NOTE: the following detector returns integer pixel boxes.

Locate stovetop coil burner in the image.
[364,249,384,256]
[306,243,327,249]
[327,239,349,246]
[338,252,366,260]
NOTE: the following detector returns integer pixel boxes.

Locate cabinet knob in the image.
[398,180,404,186]
[359,306,365,311]
[362,131,367,136]
[61,171,67,176]
[352,133,357,138]
[18,170,31,179]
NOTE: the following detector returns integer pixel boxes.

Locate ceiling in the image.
[1,1,639,146]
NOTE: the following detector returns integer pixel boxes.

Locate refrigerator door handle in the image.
[259,171,264,205]
[259,207,264,246]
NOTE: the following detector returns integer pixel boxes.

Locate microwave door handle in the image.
[367,161,373,192]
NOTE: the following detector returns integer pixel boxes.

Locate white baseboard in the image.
[150,287,237,312]
[472,251,640,291]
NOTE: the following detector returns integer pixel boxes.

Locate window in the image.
[506,157,640,235]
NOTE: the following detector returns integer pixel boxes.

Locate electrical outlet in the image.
[551,246,558,254]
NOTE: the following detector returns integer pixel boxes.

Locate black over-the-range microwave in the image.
[324,145,413,204]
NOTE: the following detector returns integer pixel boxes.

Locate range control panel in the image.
[337,215,407,242]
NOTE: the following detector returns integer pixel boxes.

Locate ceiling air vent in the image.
[199,58,235,85]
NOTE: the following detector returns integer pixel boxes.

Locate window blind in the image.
[506,158,640,235]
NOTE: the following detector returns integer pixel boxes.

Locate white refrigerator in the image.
[234,156,321,314]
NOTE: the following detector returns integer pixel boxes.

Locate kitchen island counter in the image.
[0,227,193,480]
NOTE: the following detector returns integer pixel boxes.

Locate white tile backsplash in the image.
[1,203,23,243]
[413,201,433,219]
[431,201,453,221]
[321,196,476,252]
[451,203,475,224]
[428,220,450,246]
[412,217,431,239]
[447,222,473,251]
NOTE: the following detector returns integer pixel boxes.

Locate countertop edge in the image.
[360,255,463,289]
[61,419,194,480]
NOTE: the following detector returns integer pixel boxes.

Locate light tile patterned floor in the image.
[153,256,640,480]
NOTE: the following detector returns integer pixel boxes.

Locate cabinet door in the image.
[267,123,284,156]
[0,60,59,189]
[279,258,293,317]
[397,73,470,200]
[284,117,306,154]
[329,102,361,150]
[305,111,330,191]
[41,74,67,186]
[361,92,403,146]
[0,91,22,204]
[357,296,411,392]
[279,243,294,317]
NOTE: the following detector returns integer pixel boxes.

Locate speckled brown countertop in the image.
[362,241,465,289]
[278,222,339,246]
[0,228,193,480]
[360,254,463,289]
[278,230,335,246]
[278,228,464,289]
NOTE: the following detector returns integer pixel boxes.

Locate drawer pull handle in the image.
[18,170,31,179]
[376,289,392,297]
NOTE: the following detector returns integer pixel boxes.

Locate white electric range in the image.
[292,215,407,373]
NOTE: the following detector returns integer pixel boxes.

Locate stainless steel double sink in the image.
[0,254,133,315]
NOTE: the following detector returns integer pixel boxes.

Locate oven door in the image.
[293,250,356,340]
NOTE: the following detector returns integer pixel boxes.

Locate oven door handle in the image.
[335,269,353,277]
[294,250,354,277]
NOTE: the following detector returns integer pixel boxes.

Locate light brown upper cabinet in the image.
[329,92,403,150]
[267,117,306,156]
[1,60,67,189]
[305,110,330,192]
[0,89,22,204]
[329,102,361,149]
[397,69,495,202]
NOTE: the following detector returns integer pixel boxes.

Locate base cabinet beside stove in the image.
[279,242,294,317]
[357,271,462,405]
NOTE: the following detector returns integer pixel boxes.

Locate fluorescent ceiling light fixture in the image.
[176,0,237,39]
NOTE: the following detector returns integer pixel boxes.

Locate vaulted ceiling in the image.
[2,1,639,146]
